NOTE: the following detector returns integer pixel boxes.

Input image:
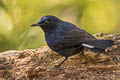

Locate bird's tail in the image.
[82,40,114,53]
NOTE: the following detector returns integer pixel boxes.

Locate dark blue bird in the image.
[31,15,114,68]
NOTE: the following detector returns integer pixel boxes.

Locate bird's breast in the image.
[44,25,71,50]
[45,31,64,50]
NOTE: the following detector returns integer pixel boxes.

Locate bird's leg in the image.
[81,48,85,56]
[78,46,85,56]
[81,48,89,64]
[54,57,68,69]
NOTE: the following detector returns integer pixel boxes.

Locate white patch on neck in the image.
[82,44,94,48]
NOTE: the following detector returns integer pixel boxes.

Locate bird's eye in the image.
[45,20,49,23]
[44,20,50,24]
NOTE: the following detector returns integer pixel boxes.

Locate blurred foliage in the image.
[0,0,120,52]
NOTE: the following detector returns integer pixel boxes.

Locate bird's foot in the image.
[80,56,90,64]
[52,65,64,70]
[81,61,89,64]
[54,65,60,68]
[117,57,120,62]
[113,57,120,62]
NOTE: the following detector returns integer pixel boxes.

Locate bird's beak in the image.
[30,23,41,27]
[31,17,47,27]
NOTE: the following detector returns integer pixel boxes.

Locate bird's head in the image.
[31,15,61,31]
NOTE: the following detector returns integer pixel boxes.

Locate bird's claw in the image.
[116,57,120,62]
[52,65,64,70]
[53,65,60,69]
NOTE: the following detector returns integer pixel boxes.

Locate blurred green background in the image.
[0,0,120,52]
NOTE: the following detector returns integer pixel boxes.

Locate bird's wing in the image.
[59,29,96,48]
